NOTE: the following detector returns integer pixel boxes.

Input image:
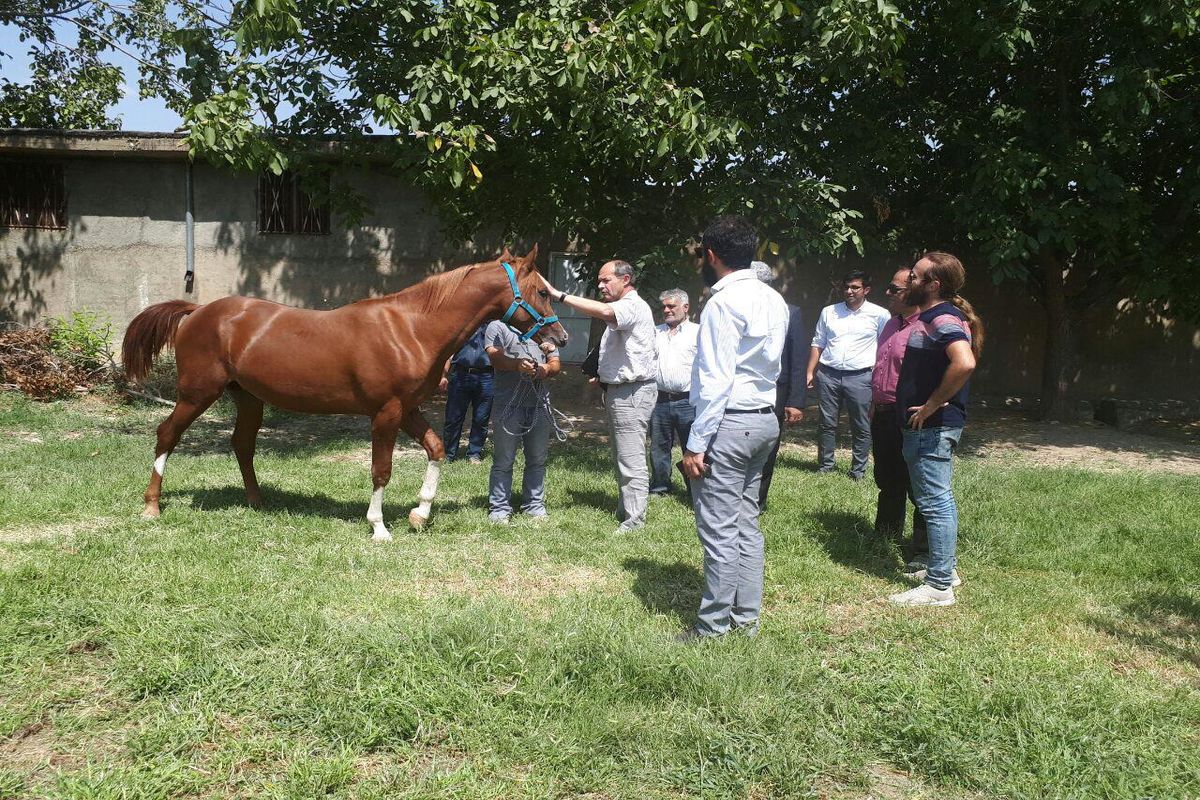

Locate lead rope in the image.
[498,374,576,442]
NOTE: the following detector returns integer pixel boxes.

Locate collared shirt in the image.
[449,324,491,370]
[686,270,788,453]
[654,319,699,393]
[872,311,920,404]
[895,301,973,429]
[598,289,656,384]
[811,300,892,370]
[484,320,558,408]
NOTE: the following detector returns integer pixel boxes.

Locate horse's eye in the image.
[538,289,549,298]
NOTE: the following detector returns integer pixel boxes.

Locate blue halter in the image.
[500,261,559,342]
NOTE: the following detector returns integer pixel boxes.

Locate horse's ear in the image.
[524,244,539,266]
[500,245,513,261]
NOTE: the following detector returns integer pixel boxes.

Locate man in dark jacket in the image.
[753,262,805,508]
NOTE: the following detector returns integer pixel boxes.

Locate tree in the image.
[825,1,1200,418]
[0,0,184,129]
[167,0,908,263]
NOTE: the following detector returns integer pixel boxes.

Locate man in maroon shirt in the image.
[870,267,926,569]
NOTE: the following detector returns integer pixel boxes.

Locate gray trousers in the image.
[603,380,657,527]
[693,411,779,635]
[816,364,873,477]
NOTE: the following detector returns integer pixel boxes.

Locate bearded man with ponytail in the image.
[889,252,984,607]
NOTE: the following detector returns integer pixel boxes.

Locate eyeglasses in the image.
[885,284,905,294]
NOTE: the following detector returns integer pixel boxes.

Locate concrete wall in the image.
[0,157,480,332]
[2,151,1198,404]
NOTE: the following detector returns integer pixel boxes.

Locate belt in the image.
[726,406,774,415]
[875,402,896,411]
[820,364,872,376]
[657,390,688,403]
[455,366,493,375]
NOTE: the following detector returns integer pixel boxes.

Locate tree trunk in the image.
[1038,253,1080,421]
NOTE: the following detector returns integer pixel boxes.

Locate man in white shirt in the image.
[539,260,658,532]
[679,216,788,643]
[650,288,699,497]
[805,271,891,480]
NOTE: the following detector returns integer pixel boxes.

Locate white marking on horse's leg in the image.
[408,459,442,527]
[367,487,392,542]
[153,453,168,477]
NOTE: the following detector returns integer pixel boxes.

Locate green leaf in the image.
[686,1,698,22]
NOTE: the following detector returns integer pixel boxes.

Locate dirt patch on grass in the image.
[0,517,118,544]
[413,560,611,608]
[961,410,1200,475]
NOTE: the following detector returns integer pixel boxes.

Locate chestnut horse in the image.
[120,246,567,540]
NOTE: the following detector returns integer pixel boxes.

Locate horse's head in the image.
[496,244,569,348]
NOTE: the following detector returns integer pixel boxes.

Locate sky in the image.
[1,22,184,132]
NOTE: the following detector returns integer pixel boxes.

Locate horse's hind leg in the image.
[228,386,265,508]
[367,401,403,542]
[402,410,446,530]
[143,384,223,518]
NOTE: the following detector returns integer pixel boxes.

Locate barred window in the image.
[0,161,66,230]
[257,170,330,235]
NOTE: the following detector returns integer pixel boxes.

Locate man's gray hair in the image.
[751,261,774,284]
[611,260,635,284]
[659,288,689,306]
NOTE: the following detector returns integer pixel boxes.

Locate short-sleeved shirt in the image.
[871,311,920,405]
[810,300,892,370]
[598,289,656,385]
[484,320,559,408]
[894,302,973,429]
[655,320,699,394]
[450,324,491,370]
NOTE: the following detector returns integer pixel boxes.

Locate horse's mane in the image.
[417,262,485,314]
[364,260,493,313]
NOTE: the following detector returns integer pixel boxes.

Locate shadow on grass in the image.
[567,486,616,516]
[775,451,820,473]
[176,485,488,523]
[1086,588,1200,669]
[622,557,702,625]
[807,509,899,581]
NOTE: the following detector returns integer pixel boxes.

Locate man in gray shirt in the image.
[483,320,562,523]
[540,260,657,532]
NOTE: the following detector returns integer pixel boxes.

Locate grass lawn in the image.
[1,391,1198,799]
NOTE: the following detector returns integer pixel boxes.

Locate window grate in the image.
[257,171,329,235]
[0,161,66,230]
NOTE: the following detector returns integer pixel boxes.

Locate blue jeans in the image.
[442,371,493,460]
[649,397,695,494]
[902,426,963,590]
[488,405,551,516]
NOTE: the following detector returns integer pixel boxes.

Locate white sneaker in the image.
[906,568,962,588]
[488,511,511,525]
[889,584,956,607]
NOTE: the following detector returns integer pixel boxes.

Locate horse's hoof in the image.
[246,496,263,510]
[371,530,393,543]
[408,509,429,530]
[141,504,160,519]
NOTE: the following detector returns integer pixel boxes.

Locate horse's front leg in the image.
[367,402,403,542]
[401,410,447,530]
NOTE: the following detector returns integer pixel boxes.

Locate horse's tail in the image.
[121,300,200,382]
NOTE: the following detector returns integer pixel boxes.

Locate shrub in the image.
[49,310,114,373]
